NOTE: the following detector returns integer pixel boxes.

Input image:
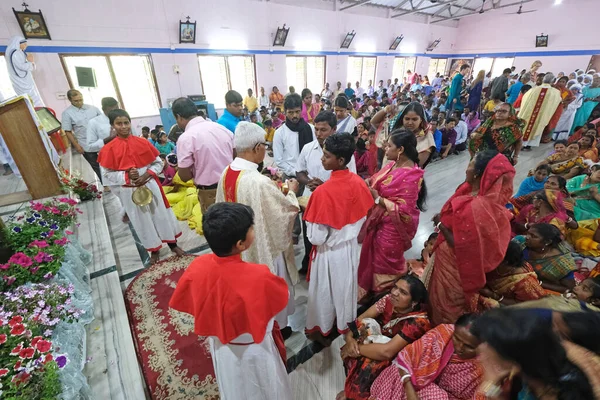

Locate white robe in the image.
[4,36,44,107]
[216,157,300,327]
[305,218,365,334]
[101,156,181,251]
[210,318,292,400]
[555,93,583,140]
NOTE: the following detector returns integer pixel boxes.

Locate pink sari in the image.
[302,102,321,124]
[358,162,424,299]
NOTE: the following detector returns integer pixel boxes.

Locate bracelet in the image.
[497,295,504,302]
[479,381,502,397]
[401,374,412,384]
[567,217,573,223]
[436,221,442,230]
[524,222,529,230]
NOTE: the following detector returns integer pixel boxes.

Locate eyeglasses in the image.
[495,109,510,114]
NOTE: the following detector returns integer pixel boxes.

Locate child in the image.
[169,202,292,399]
[264,119,275,146]
[160,153,177,187]
[407,232,438,277]
[440,117,457,158]
[141,126,150,139]
[154,131,176,155]
[354,138,374,179]
[149,129,159,146]
[271,111,282,129]
[250,113,263,128]
[515,164,551,197]
[303,133,373,345]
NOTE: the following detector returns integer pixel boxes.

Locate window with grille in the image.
[427,59,448,78]
[392,57,417,84]
[473,57,494,77]
[286,56,325,96]
[490,58,515,79]
[0,56,17,101]
[198,55,256,109]
[347,57,376,88]
[60,55,160,118]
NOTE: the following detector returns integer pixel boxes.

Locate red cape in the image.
[304,169,374,229]
[98,135,159,170]
[169,253,289,345]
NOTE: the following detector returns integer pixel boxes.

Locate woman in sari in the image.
[467,70,485,112]
[339,276,430,400]
[370,314,485,400]
[468,102,524,165]
[473,308,600,400]
[465,110,481,135]
[358,130,426,300]
[579,133,599,162]
[555,84,583,141]
[512,189,568,236]
[424,150,515,325]
[541,76,576,143]
[572,73,600,133]
[301,88,321,124]
[513,164,550,198]
[537,142,585,178]
[514,223,576,293]
[567,164,600,220]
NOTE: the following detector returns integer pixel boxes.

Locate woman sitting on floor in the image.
[579,133,599,162]
[513,164,550,198]
[370,314,485,400]
[339,276,430,400]
[567,164,600,220]
[512,189,569,237]
[537,142,585,179]
[514,223,577,293]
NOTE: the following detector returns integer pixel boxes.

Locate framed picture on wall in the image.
[179,18,196,44]
[13,7,51,40]
[535,34,548,48]
[448,58,473,76]
[273,25,289,47]
[340,31,356,49]
[389,35,404,51]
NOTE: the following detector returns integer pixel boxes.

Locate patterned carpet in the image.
[125,255,220,399]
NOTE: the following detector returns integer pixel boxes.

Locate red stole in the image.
[169,253,289,362]
[98,135,159,170]
[223,167,243,202]
[522,87,548,141]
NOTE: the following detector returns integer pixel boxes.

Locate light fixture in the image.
[554,0,562,5]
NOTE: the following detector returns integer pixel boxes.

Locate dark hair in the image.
[172,97,198,120]
[394,101,428,131]
[583,133,596,144]
[356,137,367,151]
[66,89,80,100]
[568,141,580,149]
[301,88,312,98]
[427,232,438,243]
[263,119,273,127]
[586,122,596,130]
[455,313,478,328]
[535,164,552,175]
[547,175,567,191]
[284,93,302,110]
[521,84,532,94]
[250,113,257,120]
[101,97,118,110]
[389,129,427,211]
[473,150,499,176]
[397,275,428,305]
[472,309,595,400]
[334,95,349,109]
[108,109,130,125]
[503,241,524,268]
[150,129,158,135]
[314,111,337,129]
[558,76,569,84]
[503,68,512,74]
[446,117,457,125]
[460,64,470,71]
[202,203,254,257]
[561,311,600,354]
[225,90,243,105]
[141,126,150,133]
[323,133,355,166]
[530,223,562,248]
[554,139,568,148]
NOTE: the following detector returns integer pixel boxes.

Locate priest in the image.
[216,122,300,332]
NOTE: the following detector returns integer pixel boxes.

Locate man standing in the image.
[506,73,529,105]
[376,80,385,98]
[258,86,270,109]
[445,64,470,113]
[431,73,443,90]
[519,73,562,149]
[217,90,244,134]
[61,89,102,155]
[243,88,259,115]
[355,81,364,98]
[174,97,234,213]
[321,83,333,101]
[84,97,119,187]
[366,80,374,97]
[491,68,512,101]
[216,122,300,333]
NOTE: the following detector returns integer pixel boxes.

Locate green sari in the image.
[514,236,577,283]
[566,175,600,221]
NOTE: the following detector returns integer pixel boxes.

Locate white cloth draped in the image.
[4,36,44,107]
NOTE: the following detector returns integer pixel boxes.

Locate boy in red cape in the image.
[304,133,374,345]
[97,109,183,264]
[169,202,292,400]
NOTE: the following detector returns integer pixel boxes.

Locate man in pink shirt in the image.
[174,98,234,213]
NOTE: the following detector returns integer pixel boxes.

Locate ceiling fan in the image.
[506,0,537,14]
[478,0,486,14]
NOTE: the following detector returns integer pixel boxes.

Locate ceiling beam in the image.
[430,0,535,23]
[391,0,412,11]
[392,0,460,18]
[340,0,372,11]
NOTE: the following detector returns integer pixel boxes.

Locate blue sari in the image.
[514,176,547,198]
[572,86,600,133]
[467,81,483,111]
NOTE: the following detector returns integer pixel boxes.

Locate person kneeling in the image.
[169,202,292,400]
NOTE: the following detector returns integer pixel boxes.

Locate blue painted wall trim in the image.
[0,45,598,58]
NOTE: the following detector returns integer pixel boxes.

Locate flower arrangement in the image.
[0,316,67,399]
[59,168,101,202]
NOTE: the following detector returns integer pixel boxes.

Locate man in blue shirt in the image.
[506,73,529,105]
[344,82,355,98]
[444,64,470,114]
[217,90,243,134]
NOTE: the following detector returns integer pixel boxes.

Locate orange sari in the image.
[486,262,546,302]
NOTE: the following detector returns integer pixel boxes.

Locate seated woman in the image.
[484,241,547,304]
[567,164,600,220]
[568,218,600,257]
[473,308,600,400]
[339,276,430,400]
[512,190,569,236]
[537,142,585,179]
[354,138,374,179]
[514,164,550,198]
[406,232,438,278]
[578,133,599,162]
[514,223,577,293]
[370,314,484,400]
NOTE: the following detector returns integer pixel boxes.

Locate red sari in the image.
[426,154,515,325]
[358,162,424,299]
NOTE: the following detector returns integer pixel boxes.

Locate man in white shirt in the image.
[355,81,365,98]
[431,73,443,90]
[332,81,343,99]
[84,97,119,187]
[452,111,469,153]
[376,80,385,98]
[61,89,102,154]
[258,86,270,109]
[321,83,333,101]
[366,80,374,97]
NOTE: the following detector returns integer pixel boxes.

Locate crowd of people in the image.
[53,59,600,399]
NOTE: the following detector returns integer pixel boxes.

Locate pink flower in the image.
[30,266,39,274]
[50,207,60,215]
[35,339,51,353]
[29,240,49,248]
[13,360,22,370]
[8,316,23,327]
[65,230,74,235]
[47,230,55,238]
[5,276,16,286]
[54,237,68,246]
[30,202,44,211]
[10,324,26,336]
[31,336,42,347]
[18,347,35,359]
[33,252,52,264]
[0,334,6,344]
[10,344,23,355]
[0,368,8,377]
[8,253,32,268]
[43,353,53,364]
[0,264,9,270]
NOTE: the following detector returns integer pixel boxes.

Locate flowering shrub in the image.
[60,168,101,202]
[0,316,66,399]
[27,198,81,232]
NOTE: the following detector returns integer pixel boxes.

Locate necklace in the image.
[394,159,414,169]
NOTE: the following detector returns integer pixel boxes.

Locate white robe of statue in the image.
[5,36,45,107]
